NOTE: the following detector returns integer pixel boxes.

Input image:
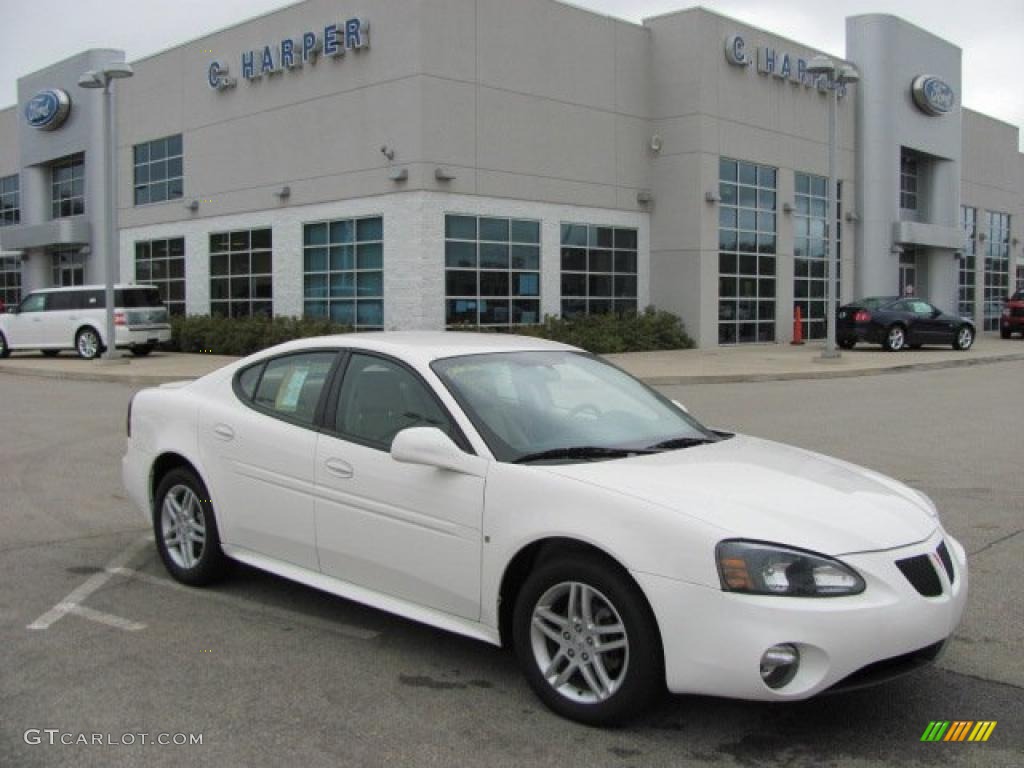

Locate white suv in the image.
[0,284,172,359]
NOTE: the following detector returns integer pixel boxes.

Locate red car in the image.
[1001,291,1024,339]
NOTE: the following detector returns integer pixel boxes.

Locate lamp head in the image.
[805,55,836,76]
[77,70,104,89]
[103,62,134,80]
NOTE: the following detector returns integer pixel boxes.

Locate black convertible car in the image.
[837,297,975,352]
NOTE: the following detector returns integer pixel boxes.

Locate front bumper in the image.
[1000,315,1024,332]
[635,528,967,700]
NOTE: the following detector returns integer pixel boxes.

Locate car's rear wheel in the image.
[883,325,906,352]
[131,345,153,357]
[513,554,663,725]
[75,327,102,360]
[153,468,229,586]
[0,331,9,359]
[953,325,974,351]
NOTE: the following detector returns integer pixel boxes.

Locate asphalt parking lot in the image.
[1,363,1021,767]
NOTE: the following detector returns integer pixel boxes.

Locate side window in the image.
[20,294,46,313]
[335,353,454,449]
[910,301,932,316]
[890,301,910,313]
[47,291,74,311]
[236,363,264,401]
[83,290,103,309]
[251,352,336,426]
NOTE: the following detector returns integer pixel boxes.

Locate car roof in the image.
[267,331,579,365]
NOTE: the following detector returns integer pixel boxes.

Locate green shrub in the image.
[169,315,351,357]
[515,307,694,354]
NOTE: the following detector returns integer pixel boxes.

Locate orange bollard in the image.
[791,305,805,345]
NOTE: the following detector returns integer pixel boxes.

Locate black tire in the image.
[883,324,906,352]
[0,331,9,359]
[131,345,154,357]
[41,349,60,357]
[153,468,230,586]
[1001,328,1011,339]
[512,553,664,726]
[953,325,974,351]
[75,327,103,360]
[838,338,856,350]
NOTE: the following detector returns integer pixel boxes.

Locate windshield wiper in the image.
[513,446,658,464]
[646,436,718,451]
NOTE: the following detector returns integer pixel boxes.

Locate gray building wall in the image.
[646,8,857,347]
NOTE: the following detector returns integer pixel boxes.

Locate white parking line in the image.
[64,604,146,631]
[110,567,380,641]
[27,536,151,631]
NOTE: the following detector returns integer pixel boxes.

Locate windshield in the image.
[431,351,717,463]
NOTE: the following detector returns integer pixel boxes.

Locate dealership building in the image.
[1,0,1022,346]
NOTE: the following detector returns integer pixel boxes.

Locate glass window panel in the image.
[589,250,613,273]
[167,134,183,156]
[561,223,588,247]
[251,229,272,249]
[305,300,328,318]
[738,163,757,185]
[446,270,477,296]
[356,301,383,327]
[327,220,353,243]
[589,275,613,297]
[479,217,509,242]
[230,231,249,250]
[738,209,756,230]
[719,183,737,205]
[592,227,614,248]
[615,251,637,274]
[447,299,477,325]
[480,271,510,297]
[356,217,382,241]
[304,223,328,246]
[738,187,757,208]
[510,220,540,243]
[150,139,167,161]
[329,273,356,298]
[514,273,540,297]
[305,274,329,298]
[719,208,737,228]
[330,245,355,271]
[758,166,776,187]
[719,253,737,274]
[561,273,586,297]
[512,300,540,324]
[738,231,757,253]
[510,245,539,270]
[479,243,509,269]
[561,248,586,271]
[614,275,637,298]
[479,300,510,325]
[305,248,328,272]
[356,272,383,297]
[134,144,149,164]
[230,277,251,300]
[357,243,382,270]
[719,230,737,251]
[252,275,273,300]
[210,278,229,300]
[719,158,737,182]
[446,241,476,269]
[329,301,355,325]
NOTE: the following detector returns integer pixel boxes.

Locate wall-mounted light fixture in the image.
[185,199,199,212]
[636,191,653,205]
[889,244,904,255]
[649,135,663,153]
[434,167,456,181]
[782,202,794,213]
[977,232,987,242]
[274,185,291,200]
[389,167,408,182]
[844,211,860,222]
[704,190,721,204]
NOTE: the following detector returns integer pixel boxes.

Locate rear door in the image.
[197,351,340,571]
[40,290,75,347]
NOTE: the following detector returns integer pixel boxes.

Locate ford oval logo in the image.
[25,89,72,131]
[911,75,955,116]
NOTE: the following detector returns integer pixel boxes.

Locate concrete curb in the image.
[636,351,1024,385]
[2,350,1023,388]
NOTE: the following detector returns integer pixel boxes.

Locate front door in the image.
[314,352,485,620]
[9,293,47,346]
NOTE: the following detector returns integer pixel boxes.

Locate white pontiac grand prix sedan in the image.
[123,332,967,724]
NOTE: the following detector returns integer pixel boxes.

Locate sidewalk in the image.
[1,334,1022,387]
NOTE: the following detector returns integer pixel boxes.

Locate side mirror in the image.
[931,308,943,318]
[391,427,486,477]
[671,399,690,414]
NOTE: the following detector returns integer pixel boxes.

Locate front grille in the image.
[936,541,955,584]
[827,641,945,693]
[895,554,942,597]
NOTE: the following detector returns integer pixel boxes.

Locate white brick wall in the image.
[119,192,650,329]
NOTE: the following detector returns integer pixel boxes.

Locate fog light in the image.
[760,644,800,689]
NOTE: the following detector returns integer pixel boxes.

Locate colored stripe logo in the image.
[921,721,997,742]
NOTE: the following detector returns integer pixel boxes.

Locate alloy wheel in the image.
[888,326,905,351]
[77,330,100,359]
[160,484,207,570]
[529,581,629,704]
[957,327,973,349]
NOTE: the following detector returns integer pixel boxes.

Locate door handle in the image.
[212,423,235,441]
[324,457,354,479]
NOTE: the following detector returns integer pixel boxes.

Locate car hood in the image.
[540,435,937,555]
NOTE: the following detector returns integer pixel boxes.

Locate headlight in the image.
[716,540,865,597]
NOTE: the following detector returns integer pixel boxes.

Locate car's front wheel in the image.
[75,327,102,360]
[953,325,974,351]
[883,324,906,352]
[153,468,229,586]
[513,554,663,725]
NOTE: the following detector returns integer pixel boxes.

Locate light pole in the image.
[78,62,133,361]
[806,55,859,359]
